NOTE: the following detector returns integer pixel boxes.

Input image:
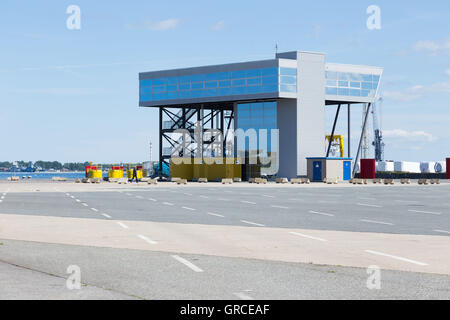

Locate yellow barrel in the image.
[91,170,102,178]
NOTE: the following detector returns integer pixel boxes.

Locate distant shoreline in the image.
[0,171,84,174]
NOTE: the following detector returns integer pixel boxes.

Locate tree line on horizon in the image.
[0,161,108,171]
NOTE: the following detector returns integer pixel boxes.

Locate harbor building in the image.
[139,51,382,179]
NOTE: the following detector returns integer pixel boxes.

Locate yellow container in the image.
[109,169,123,179]
[171,158,193,180]
[87,169,102,179]
[171,158,242,181]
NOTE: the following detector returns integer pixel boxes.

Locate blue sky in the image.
[0,0,449,163]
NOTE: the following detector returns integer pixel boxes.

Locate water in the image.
[0,172,86,180]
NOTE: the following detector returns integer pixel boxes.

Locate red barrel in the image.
[447,158,450,179]
[360,159,376,179]
[85,165,91,178]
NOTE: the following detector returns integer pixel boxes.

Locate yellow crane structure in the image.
[325,135,345,158]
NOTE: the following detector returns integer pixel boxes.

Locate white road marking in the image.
[136,195,144,199]
[70,196,75,199]
[262,195,275,198]
[207,212,225,218]
[101,213,112,219]
[433,229,450,234]
[240,220,265,227]
[359,197,376,201]
[289,231,327,242]
[91,208,98,212]
[357,203,382,208]
[395,200,419,203]
[218,198,230,201]
[199,195,209,199]
[171,255,203,272]
[82,203,88,207]
[271,205,289,209]
[1,196,4,200]
[75,199,80,202]
[184,193,193,196]
[137,234,157,245]
[0,200,2,203]
[241,200,256,205]
[163,202,174,206]
[288,198,305,201]
[408,209,441,215]
[309,210,334,217]
[360,219,393,226]
[126,193,132,196]
[233,292,254,300]
[365,250,428,266]
[148,198,157,202]
[182,206,196,211]
[116,222,129,229]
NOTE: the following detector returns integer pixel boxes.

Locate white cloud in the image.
[446,69,450,76]
[126,18,179,31]
[211,20,225,31]
[413,37,450,56]
[383,129,436,142]
[383,82,450,101]
[146,18,179,31]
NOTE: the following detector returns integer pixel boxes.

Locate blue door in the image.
[343,161,351,181]
[313,161,322,181]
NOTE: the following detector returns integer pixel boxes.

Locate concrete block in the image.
[323,178,338,184]
[400,178,411,184]
[176,179,187,185]
[248,178,256,183]
[171,177,181,183]
[147,179,158,185]
[254,178,267,184]
[7,176,20,181]
[430,179,440,185]
[418,179,429,185]
[221,178,233,184]
[276,178,288,184]
[233,178,242,183]
[198,178,208,183]
[52,177,67,182]
[301,178,310,184]
[383,179,394,185]
[373,178,382,184]
[75,178,81,183]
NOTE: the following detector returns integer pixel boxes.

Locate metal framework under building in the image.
[159,103,234,177]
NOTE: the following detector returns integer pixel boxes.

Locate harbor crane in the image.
[371,97,385,161]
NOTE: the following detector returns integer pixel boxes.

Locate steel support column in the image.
[352,103,371,177]
[348,103,351,158]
